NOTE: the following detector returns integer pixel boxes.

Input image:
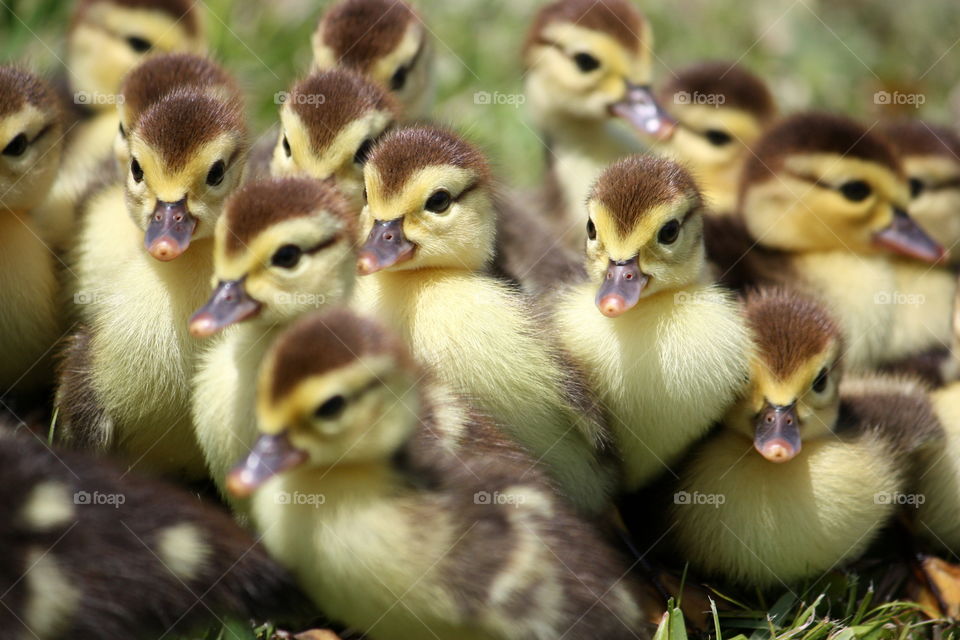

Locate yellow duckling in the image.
[35,0,206,249]
[672,288,933,588]
[228,309,650,640]
[189,177,357,503]
[710,112,949,370]
[0,66,63,396]
[655,61,777,215]
[356,126,615,515]
[56,82,248,479]
[312,0,434,119]
[522,0,675,248]
[914,380,960,552]
[552,155,751,491]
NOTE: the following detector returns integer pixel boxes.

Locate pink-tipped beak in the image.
[145,199,196,261]
[754,402,801,463]
[357,218,415,275]
[596,258,648,317]
[610,82,678,142]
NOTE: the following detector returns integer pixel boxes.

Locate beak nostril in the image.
[625,273,633,280]
[384,233,394,241]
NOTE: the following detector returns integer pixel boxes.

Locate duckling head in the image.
[189,177,356,337]
[312,0,432,117]
[0,67,62,214]
[125,87,248,261]
[877,120,960,256]
[739,112,946,263]
[116,53,240,169]
[727,288,844,463]
[227,309,419,496]
[271,69,400,211]
[357,126,494,274]
[585,155,705,317]
[523,0,674,140]
[68,0,205,108]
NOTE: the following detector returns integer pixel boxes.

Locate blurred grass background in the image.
[2,0,960,187]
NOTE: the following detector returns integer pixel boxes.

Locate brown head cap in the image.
[657,61,776,121]
[0,66,57,118]
[523,0,645,57]
[878,119,960,162]
[71,0,202,36]
[318,0,418,72]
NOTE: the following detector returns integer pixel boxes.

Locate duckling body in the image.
[913,381,960,550]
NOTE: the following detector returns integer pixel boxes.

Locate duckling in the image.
[0,421,304,639]
[356,126,615,514]
[551,155,751,491]
[670,288,936,588]
[34,0,206,249]
[228,309,650,640]
[709,112,949,370]
[0,67,64,396]
[189,177,356,504]
[55,85,248,479]
[522,0,675,248]
[654,61,777,215]
[913,380,960,552]
[312,0,433,119]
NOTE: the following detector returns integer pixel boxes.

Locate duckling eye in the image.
[839,180,872,202]
[118,122,126,138]
[812,367,828,393]
[206,160,226,187]
[130,158,144,183]
[271,244,303,269]
[572,52,600,73]
[2,133,28,157]
[315,394,346,420]
[705,129,733,146]
[390,66,408,91]
[425,189,452,214]
[586,218,597,241]
[353,138,374,166]
[282,135,292,158]
[126,36,152,53]
[657,219,680,245]
[909,177,925,199]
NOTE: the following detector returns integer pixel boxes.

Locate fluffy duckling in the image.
[522,0,675,247]
[355,126,615,514]
[228,309,650,640]
[655,61,777,215]
[0,67,63,396]
[35,0,206,248]
[709,112,949,370]
[56,85,248,479]
[312,0,433,118]
[189,177,356,503]
[670,289,935,588]
[0,422,304,639]
[914,381,960,552]
[552,155,751,490]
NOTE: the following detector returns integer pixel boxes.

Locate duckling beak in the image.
[610,83,677,141]
[596,257,648,317]
[753,402,802,463]
[873,208,947,264]
[226,432,307,498]
[189,279,262,338]
[145,199,197,261]
[357,218,415,275]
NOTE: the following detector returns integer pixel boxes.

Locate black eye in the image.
[812,367,828,393]
[657,219,680,245]
[131,158,143,183]
[909,177,925,199]
[206,160,226,187]
[271,244,303,269]
[572,52,600,73]
[425,189,452,213]
[118,122,126,138]
[2,133,28,157]
[705,129,733,146]
[390,66,408,91]
[315,394,346,420]
[126,36,152,53]
[586,218,597,240]
[839,180,872,202]
[282,135,291,158]
[353,138,374,166]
